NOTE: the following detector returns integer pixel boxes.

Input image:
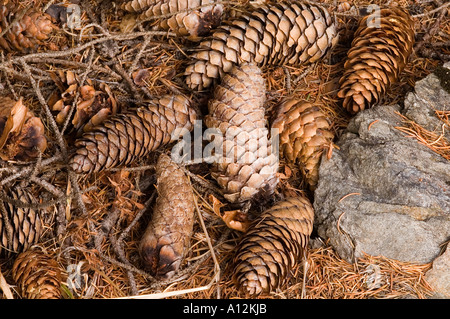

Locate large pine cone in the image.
[0,187,43,255]
[0,1,56,52]
[0,97,47,161]
[48,70,119,136]
[337,7,415,114]
[139,153,195,278]
[12,248,62,299]
[121,0,223,41]
[231,196,314,297]
[271,98,334,190]
[70,94,197,174]
[205,63,278,204]
[185,1,338,91]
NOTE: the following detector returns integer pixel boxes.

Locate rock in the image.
[403,61,450,140]
[425,246,450,299]
[313,101,450,264]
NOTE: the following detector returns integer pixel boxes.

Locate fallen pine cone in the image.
[231,196,314,297]
[205,63,279,204]
[12,247,63,299]
[121,0,223,41]
[271,98,334,190]
[0,97,47,161]
[337,7,415,114]
[139,153,196,278]
[48,70,119,136]
[0,1,57,52]
[0,186,43,255]
[69,94,197,174]
[185,1,338,90]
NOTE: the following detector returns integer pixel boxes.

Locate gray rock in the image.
[403,61,450,140]
[313,102,450,264]
[425,245,450,299]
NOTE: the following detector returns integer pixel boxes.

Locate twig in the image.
[19,58,68,157]
[192,188,221,299]
[292,65,315,85]
[0,188,66,210]
[183,168,223,200]
[283,66,291,91]
[0,155,62,187]
[27,57,122,80]
[68,171,89,216]
[0,267,14,299]
[1,53,18,100]
[118,191,157,244]
[0,31,177,70]
[412,2,450,18]
[130,36,154,73]
[0,200,13,253]
[113,60,143,101]
[108,165,156,172]
[109,221,138,296]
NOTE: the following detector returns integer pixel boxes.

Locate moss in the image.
[433,65,450,94]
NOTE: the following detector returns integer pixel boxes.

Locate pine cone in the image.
[12,248,62,299]
[0,187,43,255]
[70,94,197,174]
[48,70,119,135]
[337,7,415,114]
[231,196,314,297]
[0,1,56,52]
[0,97,47,161]
[139,153,195,278]
[205,63,278,204]
[121,0,223,41]
[271,98,334,190]
[185,1,338,91]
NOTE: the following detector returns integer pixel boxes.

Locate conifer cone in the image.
[205,63,278,204]
[185,1,338,91]
[48,70,119,135]
[70,94,197,174]
[139,153,195,278]
[0,97,47,161]
[12,248,62,299]
[271,98,334,190]
[121,0,223,41]
[231,196,314,297]
[0,1,57,52]
[0,187,43,255]
[337,7,415,114]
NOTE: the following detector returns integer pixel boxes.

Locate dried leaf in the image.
[0,98,27,149]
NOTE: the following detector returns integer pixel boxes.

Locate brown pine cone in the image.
[70,94,197,174]
[0,1,56,52]
[231,196,314,297]
[0,186,43,255]
[12,248,63,299]
[139,153,195,278]
[337,7,415,114]
[121,0,223,41]
[205,63,278,204]
[185,1,338,91]
[48,70,119,135]
[271,98,334,190]
[0,97,47,161]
